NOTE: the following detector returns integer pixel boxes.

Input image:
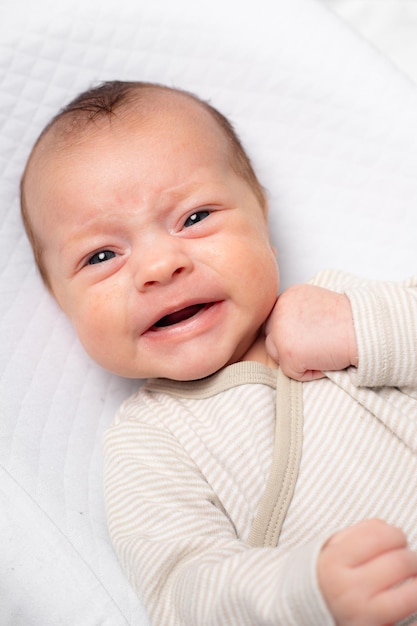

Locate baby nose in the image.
[135,243,193,291]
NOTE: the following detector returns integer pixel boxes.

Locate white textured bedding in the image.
[1,0,417,624]
[321,0,417,85]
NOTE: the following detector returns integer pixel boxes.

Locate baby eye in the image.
[184,210,210,228]
[88,250,116,265]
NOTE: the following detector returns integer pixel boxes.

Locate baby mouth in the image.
[152,304,209,329]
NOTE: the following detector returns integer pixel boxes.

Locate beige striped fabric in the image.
[104,271,417,626]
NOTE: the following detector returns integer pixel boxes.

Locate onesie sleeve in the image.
[103,404,334,626]
[345,276,417,388]
[311,270,417,388]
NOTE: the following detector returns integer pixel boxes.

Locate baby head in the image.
[21,81,279,380]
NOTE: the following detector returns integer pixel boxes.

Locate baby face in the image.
[25,99,279,380]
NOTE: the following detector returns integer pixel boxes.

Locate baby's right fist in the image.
[317,519,417,626]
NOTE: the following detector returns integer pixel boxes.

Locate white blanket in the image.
[1,0,417,623]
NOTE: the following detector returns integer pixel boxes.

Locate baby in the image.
[21,80,417,626]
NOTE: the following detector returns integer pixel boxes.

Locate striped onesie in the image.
[104,271,417,625]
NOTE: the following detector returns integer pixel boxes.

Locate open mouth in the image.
[152,304,210,329]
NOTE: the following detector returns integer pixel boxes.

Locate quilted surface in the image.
[1,0,417,624]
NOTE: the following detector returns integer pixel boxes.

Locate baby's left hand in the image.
[265,284,358,381]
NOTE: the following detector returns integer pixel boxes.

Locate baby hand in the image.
[265,284,358,381]
[318,519,417,626]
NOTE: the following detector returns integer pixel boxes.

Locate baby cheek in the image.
[251,244,279,289]
[256,250,280,314]
[72,292,118,352]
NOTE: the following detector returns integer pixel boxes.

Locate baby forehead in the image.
[24,94,233,201]
[22,88,238,220]
[40,90,226,153]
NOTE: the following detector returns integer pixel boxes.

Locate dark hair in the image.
[20,80,267,288]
